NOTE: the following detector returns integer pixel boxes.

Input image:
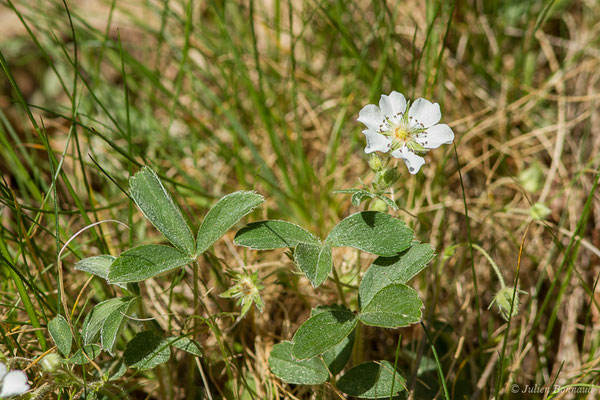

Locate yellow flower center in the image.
[393,125,410,141]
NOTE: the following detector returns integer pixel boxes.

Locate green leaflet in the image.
[294,243,332,287]
[68,344,102,365]
[124,331,171,370]
[167,336,203,357]
[74,255,115,280]
[108,244,192,284]
[337,360,406,399]
[359,243,434,309]
[325,212,413,257]
[234,220,319,249]
[196,191,264,255]
[358,284,422,328]
[269,341,329,385]
[292,309,357,360]
[82,298,130,345]
[48,315,72,356]
[129,167,195,255]
[101,298,137,355]
[310,306,355,375]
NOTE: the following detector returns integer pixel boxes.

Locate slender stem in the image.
[421,322,449,400]
[330,265,348,308]
[192,260,214,399]
[472,244,506,288]
[195,357,214,400]
[192,261,201,365]
[390,334,403,399]
[453,144,483,345]
[352,323,364,367]
[495,222,531,398]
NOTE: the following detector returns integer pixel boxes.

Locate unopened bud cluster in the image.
[369,154,399,191]
[489,286,526,321]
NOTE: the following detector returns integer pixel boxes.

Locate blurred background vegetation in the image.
[1,0,599,398]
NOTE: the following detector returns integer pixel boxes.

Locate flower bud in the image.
[370,199,388,212]
[373,167,399,191]
[368,154,383,171]
[443,244,458,260]
[40,353,61,372]
[489,286,526,321]
[220,271,264,319]
[529,202,551,220]
[518,162,543,193]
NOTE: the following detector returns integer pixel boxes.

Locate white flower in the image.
[357,91,454,174]
[0,363,30,398]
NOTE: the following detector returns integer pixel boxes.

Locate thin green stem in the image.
[330,265,348,309]
[192,261,200,334]
[390,334,402,399]
[453,143,483,344]
[495,223,531,398]
[352,323,364,367]
[472,244,506,288]
[421,322,449,400]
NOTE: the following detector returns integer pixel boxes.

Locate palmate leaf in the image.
[269,341,329,385]
[337,360,406,399]
[196,191,264,255]
[359,243,434,309]
[325,212,413,257]
[292,309,357,360]
[129,167,195,256]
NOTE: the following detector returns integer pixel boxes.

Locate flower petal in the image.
[362,130,392,154]
[415,124,454,149]
[378,96,394,120]
[391,146,426,174]
[379,91,407,120]
[0,371,30,397]
[357,104,386,132]
[408,98,441,129]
